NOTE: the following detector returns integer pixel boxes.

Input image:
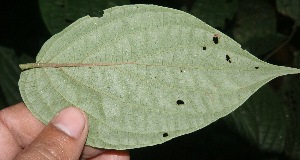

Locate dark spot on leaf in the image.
[163,133,168,137]
[226,55,231,63]
[213,34,220,44]
[255,67,259,69]
[203,47,206,50]
[154,76,157,79]
[176,100,184,105]
[213,37,218,44]
[180,70,183,73]
[65,18,74,23]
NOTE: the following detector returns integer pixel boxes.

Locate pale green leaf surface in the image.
[18,4,300,149]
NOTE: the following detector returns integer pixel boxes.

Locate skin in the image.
[0,102,130,160]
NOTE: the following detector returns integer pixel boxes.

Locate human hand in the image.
[0,103,130,160]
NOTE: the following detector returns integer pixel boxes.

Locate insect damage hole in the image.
[226,54,231,63]
[176,100,185,105]
[163,133,169,137]
[203,46,207,50]
[255,67,259,69]
[213,34,220,44]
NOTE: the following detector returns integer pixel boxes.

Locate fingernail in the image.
[52,107,85,139]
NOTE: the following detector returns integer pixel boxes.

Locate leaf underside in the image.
[18,4,300,149]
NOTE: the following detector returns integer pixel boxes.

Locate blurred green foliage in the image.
[39,0,130,34]
[0,47,34,106]
[0,0,299,159]
[277,0,300,26]
[233,0,285,56]
[189,0,238,29]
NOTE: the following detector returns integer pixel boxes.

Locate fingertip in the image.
[52,107,87,139]
[15,107,89,160]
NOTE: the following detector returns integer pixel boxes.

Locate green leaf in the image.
[225,85,286,153]
[18,4,300,149]
[39,0,130,34]
[189,0,238,29]
[233,0,285,56]
[277,0,300,25]
[0,46,22,106]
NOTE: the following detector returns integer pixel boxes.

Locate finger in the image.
[0,103,111,159]
[0,103,44,146]
[0,103,44,159]
[81,146,105,159]
[15,107,88,160]
[88,150,130,160]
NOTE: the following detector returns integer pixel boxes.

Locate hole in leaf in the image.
[163,133,168,137]
[176,100,184,105]
[255,67,259,69]
[213,37,218,44]
[180,69,183,73]
[203,47,207,50]
[213,34,219,44]
[226,55,231,63]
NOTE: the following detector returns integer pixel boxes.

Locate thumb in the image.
[16,107,88,160]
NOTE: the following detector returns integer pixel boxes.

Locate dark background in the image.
[0,0,299,159]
